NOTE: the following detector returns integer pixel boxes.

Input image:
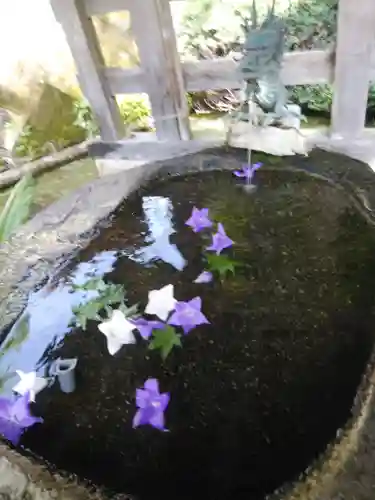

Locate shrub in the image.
[13,95,152,161]
[177,0,375,120]
[118,96,151,132]
[283,0,338,51]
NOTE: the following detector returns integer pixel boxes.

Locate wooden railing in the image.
[50,0,375,143]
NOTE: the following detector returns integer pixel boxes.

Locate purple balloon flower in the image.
[168,297,210,334]
[206,223,234,255]
[131,317,165,340]
[185,207,213,233]
[0,393,43,445]
[233,162,262,183]
[133,378,170,431]
[193,271,213,284]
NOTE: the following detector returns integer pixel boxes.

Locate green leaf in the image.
[0,173,34,243]
[72,277,107,292]
[149,325,181,361]
[71,278,134,330]
[206,253,240,280]
[118,302,139,318]
[72,300,103,330]
[99,283,126,306]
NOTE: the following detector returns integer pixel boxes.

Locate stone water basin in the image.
[1,147,375,500]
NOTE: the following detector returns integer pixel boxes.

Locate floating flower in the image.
[185,207,213,233]
[206,223,234,255]
[131,317,165,340]
[193,271,213,284]
[12,370,48,402]
[233,162,262,183]
[98,309,136,356]
[0,393,43,445]
[133,378,170,431]
[145,284,176,321]
[168,297,210,334]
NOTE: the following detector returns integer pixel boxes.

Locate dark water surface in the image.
[2,168,375,500]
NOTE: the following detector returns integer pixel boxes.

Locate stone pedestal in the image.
[227,103,311,156]
[228,120,311,156]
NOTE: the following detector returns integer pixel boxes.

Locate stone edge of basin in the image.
[0,145,375,500]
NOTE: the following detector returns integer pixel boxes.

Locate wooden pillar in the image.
[331,0,375,138]
[130,0,191,141]
[50,0,124,141]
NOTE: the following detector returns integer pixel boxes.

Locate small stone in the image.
[0,457,28,498]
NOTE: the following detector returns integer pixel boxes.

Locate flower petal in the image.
[98,321,111,336]
[144,378,159,394]
[217,223,225,234]
[132,408,143,428]
[136,389,149,408]
[233,170,246,177]
[194,271,213,284]
[134,407,154,427]
[159,393,170,412]
[194,311,210,325]
[145,284,176,321]
[181,323,196,334]
[188,296,202,310]
[10,394,31,423]
[149,410,165,430]
[111,309,127,324]
[167,311,183,327]
[0,420,24,445]
[0,398,11,420]
[105,337,124,356]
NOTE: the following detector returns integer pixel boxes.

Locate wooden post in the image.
[331,0,375,138]
[50,0,124,141]
[130,0,191,141]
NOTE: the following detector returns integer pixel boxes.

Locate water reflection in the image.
[129,196,186,271]
[0,196,186,401]
[0,250,118,398]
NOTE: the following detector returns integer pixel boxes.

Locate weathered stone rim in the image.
[1,146,375,500]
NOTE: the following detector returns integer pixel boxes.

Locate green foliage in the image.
[288,84,333,115]
[179,0,346,118]
[73,98,100,139]
[73,96,151,137]
[282,0,337,117]
[71,278,137,330]
[206,253,239,280]
[283,0,337,51]
[0,173,34,243]
[14,95,152,161]
[119,97,151,132]
[148,325,181,361]
[14,124,73,159]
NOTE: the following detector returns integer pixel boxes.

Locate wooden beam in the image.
[50,0,124,141]
[183,50,333,91]
[129,0,191,140]
[104,50,333,95]
[104,67,145,94]
[331,0,375,138]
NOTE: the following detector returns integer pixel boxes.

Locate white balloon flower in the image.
[98,309,136,356]
[145,284,176,321]
[12,370,48,402]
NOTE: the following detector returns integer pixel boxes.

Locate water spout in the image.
[51,358,78,394]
